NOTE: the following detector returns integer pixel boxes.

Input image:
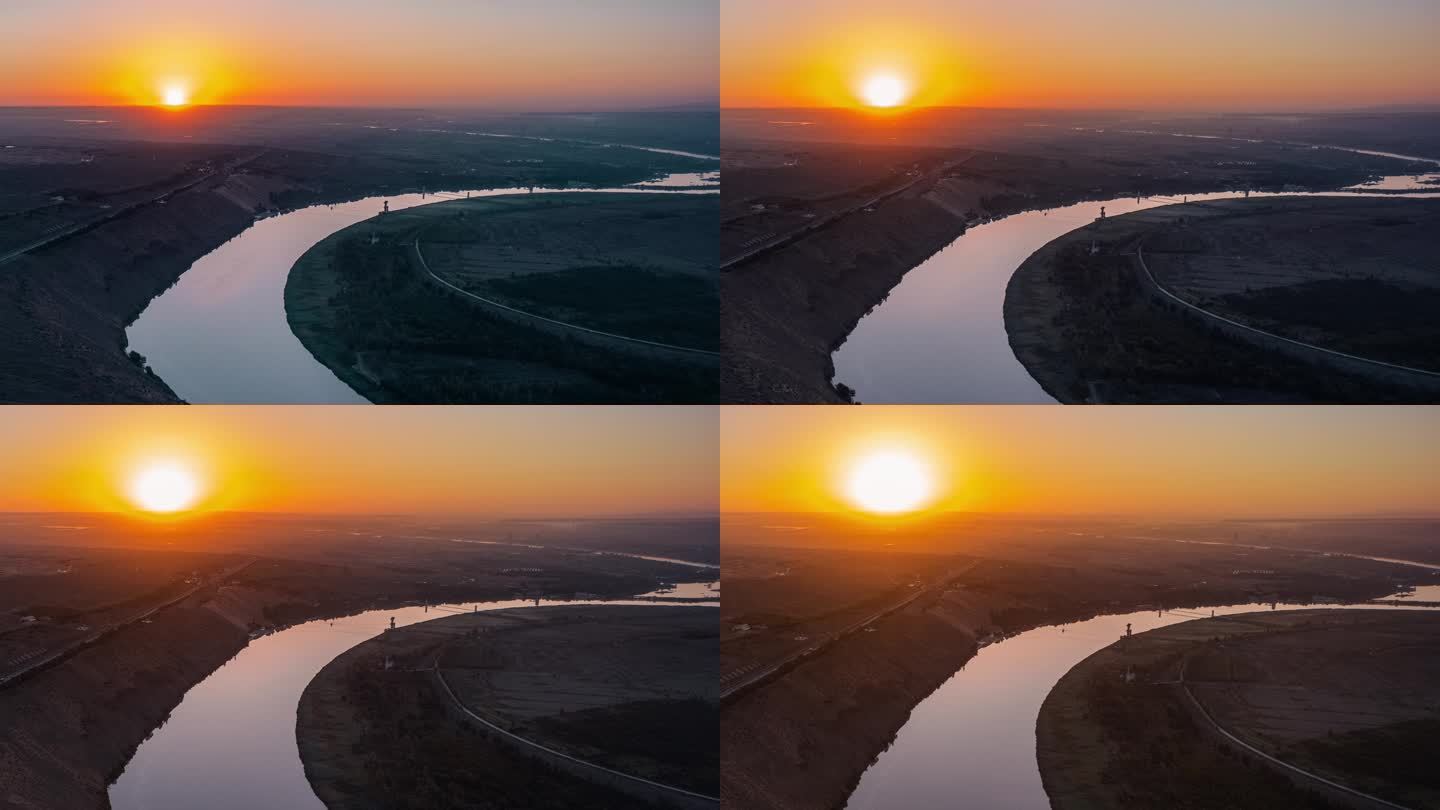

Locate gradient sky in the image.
[723,0,1440,110]
[0,0,717,108]
[0,406,716,517]
[722,407,1440,518]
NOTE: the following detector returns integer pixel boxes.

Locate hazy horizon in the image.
[717,509,1440,520]
[723,0,1440,111]
[722,407,1440,520]
[0,508,721,519]
[0,407,718,517]
[1,0,717,109]
[717,103,1440,114]
[0,101,718,112]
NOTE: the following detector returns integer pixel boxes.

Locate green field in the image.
[416,193,716,349]
[285,192,717,404]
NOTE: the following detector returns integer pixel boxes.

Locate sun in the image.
[844,449,935,515]
[859,73,910,109]
[161,84,190,108]
[128,461,202,514]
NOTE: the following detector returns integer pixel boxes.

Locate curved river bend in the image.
[843,599,1439,810]
[108,594,716,810]
[127,174,716,404]
[831,146,1440,404]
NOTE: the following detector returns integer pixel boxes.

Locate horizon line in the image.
[719,103,1440,114]
[0,102,720,113]
[0,509,720,520]
[719,509,1440,521]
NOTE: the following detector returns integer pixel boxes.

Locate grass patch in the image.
[289,234,715,403]
[536,698,717,795]
[285,192,719,403]
[1221,278,1440,368]
[1222,279,1439,334]
[1293,717,1440,796]
[483,265,717,350]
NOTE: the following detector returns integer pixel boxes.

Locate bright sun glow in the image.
[859,73,910,108]
[128,461,202,513]
[844,449,934,514]
[161,85,190,107]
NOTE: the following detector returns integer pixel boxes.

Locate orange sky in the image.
[721,407,1440,518]
[0,407,716,517]
[723,0,1440,110]
[0,0,716,108]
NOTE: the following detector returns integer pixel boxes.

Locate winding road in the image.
[1133,236,1440,386]
[1176,646,1414,810]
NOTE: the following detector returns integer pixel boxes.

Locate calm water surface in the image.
[633,170,720,187]
[107,597,714,810]
[1377,584,1440,601]
[844,601,1437,810]
[636,580,721,599]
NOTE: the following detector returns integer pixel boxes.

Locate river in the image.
[107,595,716,810]
[126,175,715,404]
[843,601,1437,810]
[830,147,1440,404]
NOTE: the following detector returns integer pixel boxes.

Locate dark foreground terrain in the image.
[1005,196,1440,403]
[298,605,717,809]
[719,515,1439,810]
[1039,610,1440,810]
[0,513,716,809]
[720,108,1434,403]
[0,106,715,403]
[286,192,717,403]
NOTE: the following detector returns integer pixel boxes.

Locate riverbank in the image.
[1,536,694,810]
[0,147,276,403]
[720,530,1422,810]
[1038,610,1440,809]
[1,121,712,403]
[297,606,716,809]
[1005,196,1440,403]
[721,585,982,810]
[720,131,1423,404]
[285,192,718,404]
[0,144,499,403]
[0,574,270,808]
[722,174,967,403]
[0,148,512,404]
